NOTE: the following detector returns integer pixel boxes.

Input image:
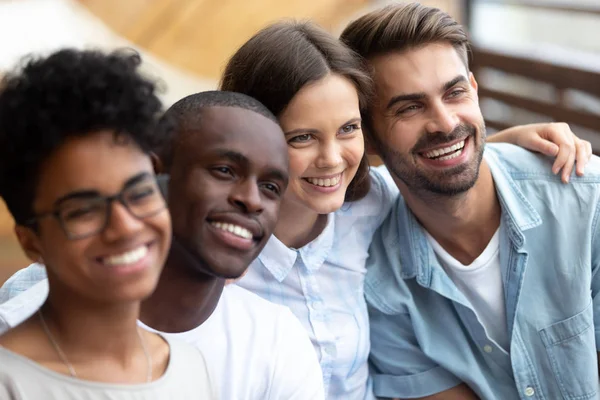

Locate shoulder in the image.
[486,143,600,182]
[364,195,421,315]
[222,285,308,342]
[222,284,288,315]
[336,165,399,219]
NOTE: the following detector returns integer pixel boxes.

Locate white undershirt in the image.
[425,229,509,351]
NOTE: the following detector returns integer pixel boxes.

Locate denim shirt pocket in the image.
[539,300,598,400]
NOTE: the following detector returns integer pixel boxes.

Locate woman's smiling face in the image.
[278,74,365,214]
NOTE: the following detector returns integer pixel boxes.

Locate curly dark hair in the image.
[0,48,169,225]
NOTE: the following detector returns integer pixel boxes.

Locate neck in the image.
[399,161,501,264]
[140,237,224,333]
[41,285,142,361]
[274,196,328,248]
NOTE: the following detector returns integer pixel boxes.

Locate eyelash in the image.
[396,89,467,115]
[340,123,361,134]
[212,166,234,177]
[288,134,312,144]
[261,183,280,196]
[447,89,465,98]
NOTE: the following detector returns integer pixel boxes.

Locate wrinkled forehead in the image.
[370,43,470,101]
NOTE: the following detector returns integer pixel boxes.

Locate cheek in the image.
[149,210,172,243]
[342,137,365,169]
[387,122,420,153]
[288,148,314,178]
[39,229,93,273]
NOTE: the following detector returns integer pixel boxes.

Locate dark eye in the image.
[288,134,312,144]
[61,204,102,221]
[127,186,156,203]
[396,104,421,116]
[340,123,361,135]
[447,89,465,99]
[212,166,234,176]
[261,182,281,196]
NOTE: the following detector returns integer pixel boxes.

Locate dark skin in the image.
[140,106,289,332]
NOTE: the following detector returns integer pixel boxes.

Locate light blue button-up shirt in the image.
[236,166,398,400]
[366,144,600,400]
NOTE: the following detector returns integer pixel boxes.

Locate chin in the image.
[308,197,346,214]
[205,255,253,280]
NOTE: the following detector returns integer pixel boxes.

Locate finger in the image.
[561,149,576,183]
[551,144,570,176]
[526,136,559,157]
[575,140,593,176]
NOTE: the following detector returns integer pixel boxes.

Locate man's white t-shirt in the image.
[0,276,324,399]
[425,229,509,351]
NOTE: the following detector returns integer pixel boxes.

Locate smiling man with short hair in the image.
[341,3,600,399]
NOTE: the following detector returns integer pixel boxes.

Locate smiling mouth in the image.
[210,222,253,240]
[99,245,149,267]
[421,139,466,161]
[303,174,342,187]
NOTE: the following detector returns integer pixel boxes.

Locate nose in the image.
[229,178,263,214]
[425,102,459,134]
[315,140,343,169]
[102,202,145,241]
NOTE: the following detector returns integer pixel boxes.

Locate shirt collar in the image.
[257,213,336,281]
[395,147,542,280]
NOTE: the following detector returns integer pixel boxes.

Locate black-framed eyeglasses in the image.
[26,174,169,240]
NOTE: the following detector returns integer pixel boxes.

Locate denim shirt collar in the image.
[257,213,335,282]
[397,147,542,284]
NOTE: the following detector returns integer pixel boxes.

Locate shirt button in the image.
[311,301,323,310]
[524,387,535,397]
[483,345,493,353]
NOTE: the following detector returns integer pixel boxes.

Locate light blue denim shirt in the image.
[366,143,600,400]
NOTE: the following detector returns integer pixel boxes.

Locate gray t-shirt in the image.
[0,335,214,399]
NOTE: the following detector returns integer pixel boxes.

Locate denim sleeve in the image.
[0,264,47,304]
[368,302,462,398]
[592,200,600,350]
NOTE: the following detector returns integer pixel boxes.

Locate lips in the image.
[304,173,342,187]
[422,139,466,160]
[210,221,252,239]
[207,213,263,240]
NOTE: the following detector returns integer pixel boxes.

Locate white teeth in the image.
[102,246,148,266]
[306,175,341,187]
[424,140,465,159]
[211,222,253,239]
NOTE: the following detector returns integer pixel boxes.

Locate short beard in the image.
[377,123,486,198]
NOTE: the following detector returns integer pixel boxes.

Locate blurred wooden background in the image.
[0,0,463,285]
[4,0,597,288]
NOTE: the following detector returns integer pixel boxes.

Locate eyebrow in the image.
[386,75,468,110]
[53,172,152,206]
[264,168,289,185]
[214,149,250,165]
[214,149,288,184]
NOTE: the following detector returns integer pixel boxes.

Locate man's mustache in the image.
[412,124,476,153]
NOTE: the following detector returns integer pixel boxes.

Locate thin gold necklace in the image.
[38,310,153,382]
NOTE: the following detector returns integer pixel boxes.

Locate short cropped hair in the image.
[158,90,278,170]
[0,49,168,225]
[340,3,469,68]
[220,21,372,202]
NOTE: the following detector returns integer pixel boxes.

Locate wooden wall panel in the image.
[77,0,369,78]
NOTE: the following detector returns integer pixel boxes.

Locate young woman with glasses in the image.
[0,49,214,399]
